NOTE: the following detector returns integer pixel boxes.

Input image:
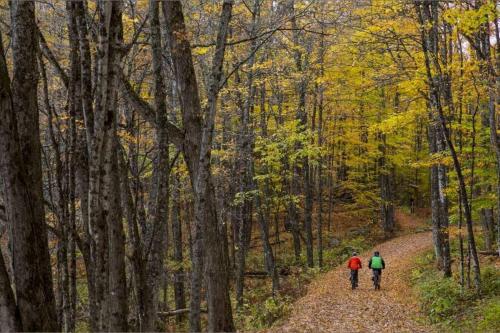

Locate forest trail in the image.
[271,229,434,332]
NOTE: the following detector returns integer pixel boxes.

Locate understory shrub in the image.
[412,247,500,332]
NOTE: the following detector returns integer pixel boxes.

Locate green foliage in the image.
[411,246,500,332]
[476,298,500,332]
[418,274,467,323]
[235,295,293,330]
[479,266,500,297]
[255,296,293,328]
[233,189,259,206]
[443,3,496,35]
[75,282,90,332]
[322,236,373,268]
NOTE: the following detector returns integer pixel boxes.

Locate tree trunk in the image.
[290,0,313,267]
[480,208,494,251]
[142,1,171,329]
[378,133,395,234]
[0,248,21,331]
[103,2,128,330]
[415,0,480,289]
[162,1,235,331]
[0,36,22,333]
[172,173,186,323]
[105,137,128,332]
[5,1,59,330]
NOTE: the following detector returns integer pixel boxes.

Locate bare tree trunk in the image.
[428,122,449,274]
[140,1,172,329]
[162,1,235,331]
[171,173,186,323]
[5,1,59,330]
[290,0,313,267]
[0,249,21,331]
[415,0,480,290]
[480,208,494,251]
[378,132,395,234]
[71,22,94,321]
[480,2,500,257]
[316,29,326,267]
[103,2,128,330]
[66,3,80,328]
[0,33,23,332]
[234,68,252,308]
[105,137,128,332]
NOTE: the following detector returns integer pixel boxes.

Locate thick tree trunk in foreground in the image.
[0,33,23,332]
[4,1,59,330]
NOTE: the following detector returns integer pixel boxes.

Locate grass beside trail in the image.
[410,237,500,332]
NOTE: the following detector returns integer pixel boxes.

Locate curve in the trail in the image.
[270,232,434,333]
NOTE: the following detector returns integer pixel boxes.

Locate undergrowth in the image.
[410,239,500,332]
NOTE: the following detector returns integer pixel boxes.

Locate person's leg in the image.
[372,270,378,289]
[375,270,381,289]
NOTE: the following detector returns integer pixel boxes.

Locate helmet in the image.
[374,251,380,256]
[352,251,358,256]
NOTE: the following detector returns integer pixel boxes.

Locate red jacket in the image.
[347,256,362,270]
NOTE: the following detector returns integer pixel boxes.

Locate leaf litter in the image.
[266,232,434,333]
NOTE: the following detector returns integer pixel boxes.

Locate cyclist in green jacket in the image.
[368,251,385,290]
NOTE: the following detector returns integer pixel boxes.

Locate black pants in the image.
[372,269,382,283]
[350,270,359,286]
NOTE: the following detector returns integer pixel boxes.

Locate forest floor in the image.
[268,213,435,333]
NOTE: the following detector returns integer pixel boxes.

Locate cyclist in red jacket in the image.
[347,252,362,289]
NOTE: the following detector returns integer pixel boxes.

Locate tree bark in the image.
[162,1,235,331]
[378,132,395,234]
[0,33,23,332]
[480,208,494,251]
[6,1,59,330]
[171,173,186,323]
[102,1,128,330]
[140,1,171,330]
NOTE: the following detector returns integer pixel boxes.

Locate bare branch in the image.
[118,72,185,150]
[37,26,69,89]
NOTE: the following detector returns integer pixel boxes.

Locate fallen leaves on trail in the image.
[267,232,434,333]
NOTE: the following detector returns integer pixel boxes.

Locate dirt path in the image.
[270,232,434,333]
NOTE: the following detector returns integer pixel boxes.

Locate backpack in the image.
[371,256,383,269]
